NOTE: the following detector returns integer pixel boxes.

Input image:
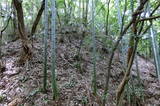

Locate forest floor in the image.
[0,32,160,106]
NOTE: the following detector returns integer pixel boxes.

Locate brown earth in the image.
[0,33,159,106]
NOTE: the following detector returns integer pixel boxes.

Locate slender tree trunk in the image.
[116,0,150,104]
[149,45,152,57]
[13,0,32,64]
[12,2,18,34]
[79,0,81,20]
[56,5,61,28]
[64,0,68,24]
[116,38,139,106]
[0,6,3,70]
[105,0,110,36]
[103,0,149,105]
[31,0,45,36]
[51,0,58,99]
[84,0,89,27]
[43,0,48,92]
[135,54,141,84]
[91,0,97,95]
[149,25,160,80]
[82,0,85,23]
[0,32,2,71]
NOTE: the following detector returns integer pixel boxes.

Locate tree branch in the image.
[30,0,45,36]
[141,2,160,35]
[0,16,11,35]
[103,0,149,103]
[137,15,160,22]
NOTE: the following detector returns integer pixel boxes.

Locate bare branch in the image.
[137,15,160,22]
[0,16,11,35]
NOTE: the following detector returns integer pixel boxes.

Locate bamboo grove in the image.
[0,0,160,105]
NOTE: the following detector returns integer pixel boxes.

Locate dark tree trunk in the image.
[12,2,18,34]
[31,0,45,36]
[13,0,32,64]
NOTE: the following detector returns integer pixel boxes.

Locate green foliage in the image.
[57,0,65,8]
[0,95,5,103]
[74,61,83,73]
[81,96,88,105]
[99,34,113,48]
[125,81,145,105]
[42,96,50,104]
[138,39,151,57]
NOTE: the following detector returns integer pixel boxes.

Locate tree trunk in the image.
[0,32,2,71]
[84,0,89,27]
[13,0,32,64]
[43,0,48,92]
[31,0,45,36]
[51,0,58,99]
[12,2,18,34]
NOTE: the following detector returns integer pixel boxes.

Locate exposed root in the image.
[18,43,32,65]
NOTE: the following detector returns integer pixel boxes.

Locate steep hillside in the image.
[0,32,160,106]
